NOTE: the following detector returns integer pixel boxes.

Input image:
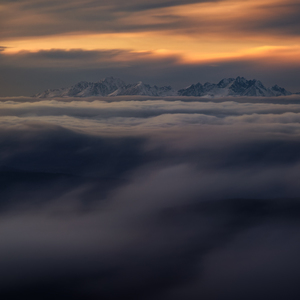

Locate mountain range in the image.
[34,76,293,98]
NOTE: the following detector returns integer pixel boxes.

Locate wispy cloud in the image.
[2,0,300,39]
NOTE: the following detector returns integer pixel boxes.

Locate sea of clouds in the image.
[1,96,300,299]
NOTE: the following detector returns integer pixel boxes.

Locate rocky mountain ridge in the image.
[34,76,293,98]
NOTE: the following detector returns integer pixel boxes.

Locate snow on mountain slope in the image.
[35,77,126,98]
[35,77,177,98]
[110,82,177,96]
[178,76,292,97]
[34,76,292,98]
[270,84,292,96]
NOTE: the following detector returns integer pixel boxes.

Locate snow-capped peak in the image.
[34,76,293,98]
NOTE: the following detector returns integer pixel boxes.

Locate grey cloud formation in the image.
[0,49,178,69]
[0,0,221,38]
[250,1,300,35]
[112,0,219,12]
[3,97,300,121]
[1,96,300,299]
[1,0,300,39]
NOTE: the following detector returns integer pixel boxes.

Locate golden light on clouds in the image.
[2,33,300,66]
[0,0,299,95]
[1,0,300,64]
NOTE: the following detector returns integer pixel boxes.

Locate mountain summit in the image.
[35,77,177,98]
[34,76,292,98]
[35,77,126,98]
[178,76,292,97]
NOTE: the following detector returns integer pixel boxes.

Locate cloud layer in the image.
[1,1,300,296]
[1,96,300,299]
[2,0,300,39]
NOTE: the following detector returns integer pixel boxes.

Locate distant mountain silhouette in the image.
[34,76,292,98]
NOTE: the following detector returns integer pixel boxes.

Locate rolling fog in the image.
[1,96,300,299]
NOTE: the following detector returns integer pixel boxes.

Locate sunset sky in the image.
[3,2,300,298]
[1,0,300,95]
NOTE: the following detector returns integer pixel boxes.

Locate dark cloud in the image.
[249,0,300,36]
[0,123,154,177]
[0,0,221,39]
[0,49,137,69]
[1,0,300,39]
[113,0,219,12]
[1,93,300,298]
[173,0,300,38]
[0,120,160,211]
[1,189,300,299]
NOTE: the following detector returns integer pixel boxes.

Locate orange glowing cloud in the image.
[0,0,300,96]
[1,0,300,68]
[2,32,300,67]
